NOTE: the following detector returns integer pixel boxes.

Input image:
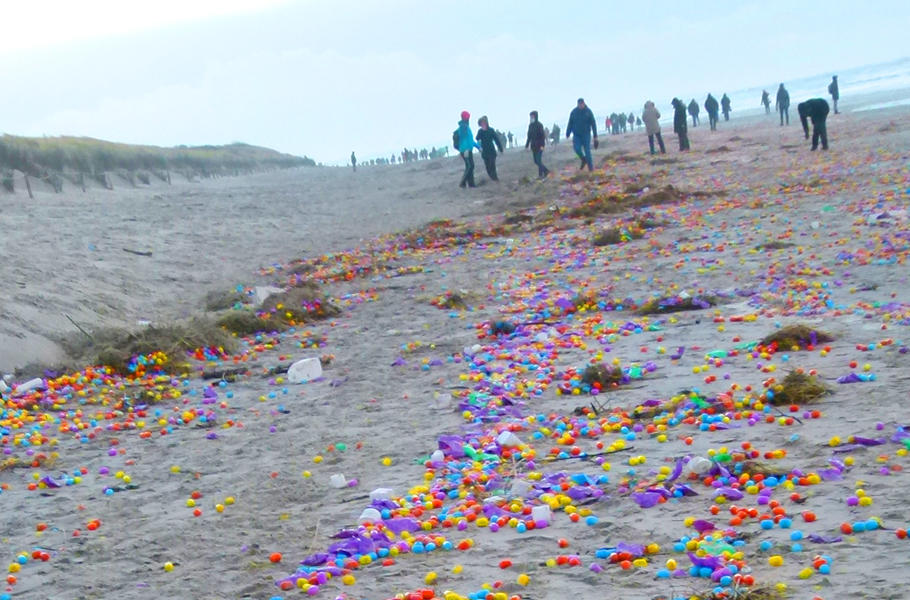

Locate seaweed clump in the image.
[767,370,830,405]
[759,324,833,351]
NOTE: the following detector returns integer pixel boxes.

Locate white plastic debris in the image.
[287,357,322,383]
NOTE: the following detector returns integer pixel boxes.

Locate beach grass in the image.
[0,135,315,183]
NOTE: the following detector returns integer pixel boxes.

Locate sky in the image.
[2,0,909,165]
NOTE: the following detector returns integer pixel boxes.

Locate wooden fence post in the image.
[24,175,34,199]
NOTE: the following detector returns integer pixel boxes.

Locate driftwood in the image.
[122,248,153,257]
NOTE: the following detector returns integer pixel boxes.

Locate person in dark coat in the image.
[566,98,598,171]
[627,112,635,132]
[351,151,357,171]
[525,111,550,179]
[798,98,830,151]
[475,116,504,181]
[720,94,732,121]
[761,90,771,114]
[828,75,840,114]
[687,99,700,127]
[704,94,719,131]
[671,98,690,151]
[776,84,790,126]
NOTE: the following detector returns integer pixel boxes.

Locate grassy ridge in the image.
[0,135,315,186]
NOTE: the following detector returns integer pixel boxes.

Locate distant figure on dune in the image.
[798,98,830,151]
[507,131,514,148]
[641,100,666,155]
[525,110,550,179]
[454,110,480,188]
[627,112,635,132]
[636,116,642,130]
[704,93,720,131]
[566,97,598,171]
[688,99,700,127]
[776,84,790,125]
[551,123,561,145]
[761,90,771,114]
[476,116,505,182]
[828,75,840,114]
[351,151,357,171]
[672,98,690,151]
[721,94,732,121]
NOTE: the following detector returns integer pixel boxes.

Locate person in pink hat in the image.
[453,110,480,188]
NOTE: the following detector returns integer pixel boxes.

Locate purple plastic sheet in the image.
[381,518,419,535]
[692,519,716,533]
[808,534,842,544]
[837,372,865,383]
[674,484,698,497]
[688,552,723,569]
[616,542,645,556]
[852,436,886,446]
[437,435,466,457]
[566,486,604,501]
[631,492,663,508]
[713,487,744,500]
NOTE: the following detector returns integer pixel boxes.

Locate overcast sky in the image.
[2,0,908,164]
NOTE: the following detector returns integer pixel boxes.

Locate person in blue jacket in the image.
[455,110,481,188]
[565,98,599,171]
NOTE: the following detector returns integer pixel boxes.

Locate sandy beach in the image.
[1,94,910,600]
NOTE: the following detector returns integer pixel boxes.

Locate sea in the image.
[730,56,910,115]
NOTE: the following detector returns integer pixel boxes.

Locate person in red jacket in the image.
[525,111,550,179]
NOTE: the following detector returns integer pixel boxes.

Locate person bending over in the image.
[798,98,830,151]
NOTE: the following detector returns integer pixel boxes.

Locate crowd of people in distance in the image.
[350,74,842,179]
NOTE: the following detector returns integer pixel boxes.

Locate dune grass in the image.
[60,317,237,375]
[0,135,315,184]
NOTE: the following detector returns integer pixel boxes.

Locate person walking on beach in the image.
[761,90,771,114]
[688,99,700,127]
[525,110,550,179]
[455,110,480,188]
[476,116,505,182]
[721,94,732,121]
[672,98,690,151]
[828,75,840,114]
[704,94,720,131]
[551,123,561,144]
[776,84,790,125]
[566,98,599,171]
[641,100,666,155]
[351,151,357,171]
[798,98,830,151]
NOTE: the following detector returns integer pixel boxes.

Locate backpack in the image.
[452,129,460,151]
